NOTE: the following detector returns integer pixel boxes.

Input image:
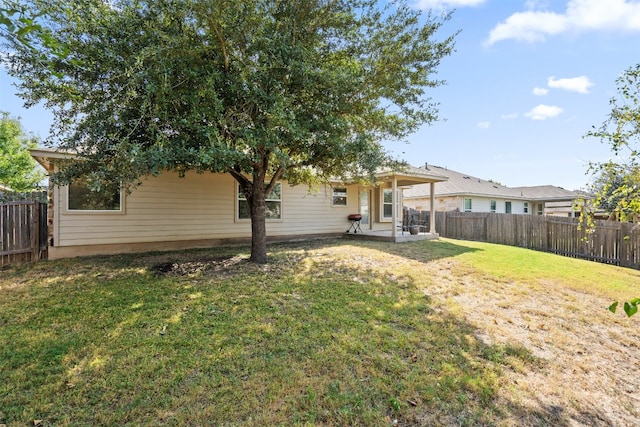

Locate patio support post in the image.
[430,181,436,234]
[391,176,397,239]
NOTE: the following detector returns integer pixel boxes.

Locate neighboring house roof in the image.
[403,164,585,201]
[512,185,584,202]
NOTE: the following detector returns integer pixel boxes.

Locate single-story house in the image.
[31,149,447,259]
[403,164,587,217]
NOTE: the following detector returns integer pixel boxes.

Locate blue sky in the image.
[2,0,640,190]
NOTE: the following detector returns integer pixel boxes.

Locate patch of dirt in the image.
[147,255,248,276]
[422,257,640,427]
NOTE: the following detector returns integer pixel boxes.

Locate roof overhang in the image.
[30,148,76,173]
[376,168,448,187]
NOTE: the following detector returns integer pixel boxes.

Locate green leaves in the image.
[0,112,45,192]
[608,298,640,317]
[4,0,456,261]
[586,64,640,222]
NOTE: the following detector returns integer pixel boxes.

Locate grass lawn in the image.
[1,238,639,426]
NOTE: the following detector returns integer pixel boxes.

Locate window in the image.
[524,202,529,214]
[68,178,121,211]
[381,188,400,221]
[332,187,347,206]
[537,203,544,215]
[238,183,282,220]
[463,198,472,212]
[383,189,393,219]
[490,200,497,213]
[505,201,512,214]
[359,190,369,225]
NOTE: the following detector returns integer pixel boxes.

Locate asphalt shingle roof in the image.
[403,165,582,201]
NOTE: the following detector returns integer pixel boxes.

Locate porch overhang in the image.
[376,166,448,240]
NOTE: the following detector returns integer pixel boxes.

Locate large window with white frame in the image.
[238,183,282,220]
[67,178,122,212]
[332,187,347,206]
[490,200,497,213]
[505,201,512,214]
[381,188,400,221]
[463,198,472,212]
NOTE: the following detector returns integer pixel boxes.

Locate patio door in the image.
[359,190,370,229]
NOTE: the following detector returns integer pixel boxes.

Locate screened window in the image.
[68,178,121,211]
[238,183,281,220]
[505,201,512,214]
[332,187,347,206]
[463,198,472,212]
[490,200,497,213]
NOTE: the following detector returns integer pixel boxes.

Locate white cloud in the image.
[525,104,563,120]
[477,121,491,129]
[547,75,594,93]
[501,112,519,119]
[486,0,640,45]
[415,0,485,9]
[533,87,549,96]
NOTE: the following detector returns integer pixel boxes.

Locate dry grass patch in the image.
[1,238,639,426]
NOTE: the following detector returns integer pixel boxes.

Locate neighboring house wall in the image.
[405,195,530,214]
[49,171,363,258]
[403,165,584,217]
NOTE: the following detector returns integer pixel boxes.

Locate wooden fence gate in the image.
[0,200,48,267]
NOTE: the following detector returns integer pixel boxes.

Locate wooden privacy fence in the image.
[1,200,48,267]
[409,210,640,270]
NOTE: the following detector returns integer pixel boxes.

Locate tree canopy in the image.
[0,112,45,193]
[586,64,640,316]
[586,64,640,223]
[3,0,457,262]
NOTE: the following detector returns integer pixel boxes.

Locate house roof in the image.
[31,148,448,188]
[375,165,449,187]
[403,164,584,201]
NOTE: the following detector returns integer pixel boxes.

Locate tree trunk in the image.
[249,175,268,264]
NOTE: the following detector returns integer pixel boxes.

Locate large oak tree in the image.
[3,0,456,263]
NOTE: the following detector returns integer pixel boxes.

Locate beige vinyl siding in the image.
[55,171,357,247]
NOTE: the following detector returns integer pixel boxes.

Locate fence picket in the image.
[0,200,48,267]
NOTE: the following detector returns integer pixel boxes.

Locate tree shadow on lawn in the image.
[0,239,616,425]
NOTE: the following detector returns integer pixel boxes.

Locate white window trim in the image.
[490,200,497,213]
[236,182,283,222]
[332,186,348,207]
[505,200,512,214]
[463,198,472,212]
[64,182,125,215]
[380,188,400,222]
